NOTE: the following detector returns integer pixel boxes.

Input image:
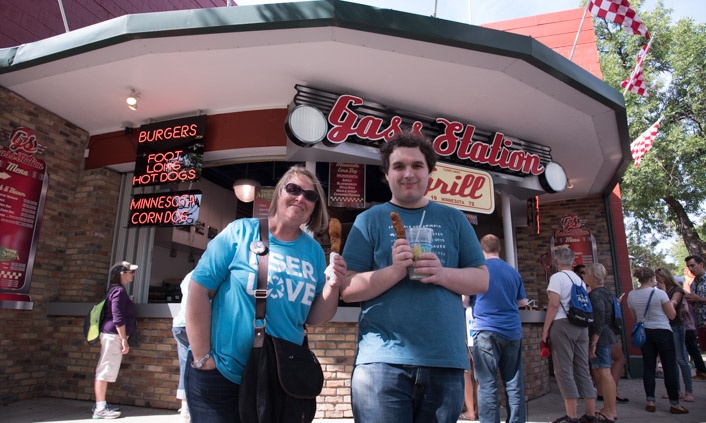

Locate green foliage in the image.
[594,0,706,259]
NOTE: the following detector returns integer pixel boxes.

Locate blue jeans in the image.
[351,362,464,423]
[671,325,693,394]
[172,327,189,400]
[185,351,240,423]
[472,330,526,423]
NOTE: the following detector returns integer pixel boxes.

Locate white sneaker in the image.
[92,407,121,419]
[179,406,191,422]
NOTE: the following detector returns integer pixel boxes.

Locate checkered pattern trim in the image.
[630,119,661,166]
[588,0,650,39]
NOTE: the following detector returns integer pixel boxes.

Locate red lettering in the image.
[433,118,463,157]
[327,95,364,143]
[323,94,545,175]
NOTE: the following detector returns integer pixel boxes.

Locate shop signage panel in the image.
[253,187,275,219]
[426,162,494,214]
[550,214,597,265]
[287,85,554,178]
[0,127,49,310]
[128,190,202,227]
[132,115,206,187]
[328,163,365,209]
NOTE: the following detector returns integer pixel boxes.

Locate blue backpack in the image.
[560,271,594,327]
[612,294,624,333]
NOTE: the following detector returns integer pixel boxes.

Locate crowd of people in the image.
[88,131,706,423]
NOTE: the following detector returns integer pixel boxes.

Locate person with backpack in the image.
[627,267,687,415]
[93,261,138,419]
[541,246,597,423]
[584,263,618,422]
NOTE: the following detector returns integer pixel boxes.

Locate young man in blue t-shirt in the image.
[341,132,488,423]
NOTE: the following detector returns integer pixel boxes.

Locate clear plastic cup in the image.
[406,227,433,280]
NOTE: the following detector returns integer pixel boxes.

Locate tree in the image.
[593,0,706,259]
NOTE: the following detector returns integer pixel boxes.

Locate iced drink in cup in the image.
[406,227,433,280]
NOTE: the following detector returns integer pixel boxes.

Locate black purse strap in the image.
[253,218,269,348]
[641,288,656,320]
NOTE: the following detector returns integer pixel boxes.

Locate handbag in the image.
[630,289,655,348]
[239,219,324,423]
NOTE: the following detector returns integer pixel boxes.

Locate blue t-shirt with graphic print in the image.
[191,218,326,384]
[343,201,485,369]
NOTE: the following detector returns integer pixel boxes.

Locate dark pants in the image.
[185,351,241,423]
[698,328,706,352]
[642,328,679,404]
[685,329,706,373]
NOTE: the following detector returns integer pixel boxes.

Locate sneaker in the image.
[92,403,120,412]
[179,406,191,422]
[92,407,121,419]
[551,415,579,423]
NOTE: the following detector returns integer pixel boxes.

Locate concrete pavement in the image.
[1,375,705,422]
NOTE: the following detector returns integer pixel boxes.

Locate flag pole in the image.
[623,33,655,96]
[568,4,590,61]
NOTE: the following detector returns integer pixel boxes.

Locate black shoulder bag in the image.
[239,219,324,423]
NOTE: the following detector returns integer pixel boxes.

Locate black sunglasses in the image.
[284,183,319,203]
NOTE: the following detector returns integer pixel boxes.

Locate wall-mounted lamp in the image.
[233,179,260,203]
[126,89,140,111]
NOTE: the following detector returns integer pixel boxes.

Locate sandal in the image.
[615,396,629,403]
[669,405,689,414]
[595,411,616,422]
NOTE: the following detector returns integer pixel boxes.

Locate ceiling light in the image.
[126,90,140,111]
[233,179,260,203]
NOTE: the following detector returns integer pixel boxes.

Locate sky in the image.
[235,0,706,25]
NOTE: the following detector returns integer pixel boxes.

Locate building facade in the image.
[0,1,635,418]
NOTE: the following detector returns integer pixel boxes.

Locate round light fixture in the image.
[126,90,140,111]
[232,179,260,203]
[285,105,328,147]
[538,161,568,193]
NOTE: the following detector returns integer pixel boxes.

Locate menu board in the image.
[253,187,275,218]
[128,190,202,227]
[133,115,206,187]
[328,163,365,208]
[0,128,49,310]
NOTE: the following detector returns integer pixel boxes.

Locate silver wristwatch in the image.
[191,352,211,369]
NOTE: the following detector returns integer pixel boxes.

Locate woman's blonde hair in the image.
[268,165,329,233]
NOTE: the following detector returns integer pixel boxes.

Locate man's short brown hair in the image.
[480,234,501,254]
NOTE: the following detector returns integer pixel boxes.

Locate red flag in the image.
[630,118,661,166]
[588,0,650,38]
[621,70,648,96]
[621,38,653,96]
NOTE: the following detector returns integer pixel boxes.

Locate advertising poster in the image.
[551,214,598,265]
[132,115,206,187]
[328,163,365,208]
[0,127,49,310]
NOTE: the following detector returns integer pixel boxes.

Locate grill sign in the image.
[425,162,494,214]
